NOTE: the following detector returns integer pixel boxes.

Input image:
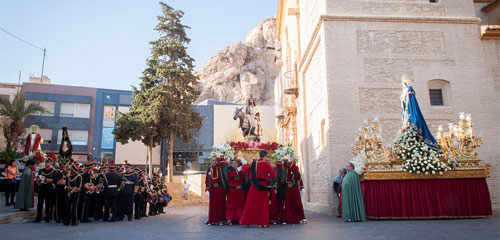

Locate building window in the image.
[60,102,90,118]
[26,100,55,116]
[0,94,9,101]
[429,89,443,106]
[58,129,88,145]
[427,79,451,106]
[320,119,326,147]
[25,128,52,144]
[429,0,439,3]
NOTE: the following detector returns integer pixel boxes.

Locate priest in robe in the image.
[341,162,366,222]
[240,150,277,227]
[205,157,227,226]
[225,159,246,225]
[279,157,306,224]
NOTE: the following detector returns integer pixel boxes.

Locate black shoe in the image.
[81,219,91,223]
[110,219,116,222]
[71,223,78,226]
[20,208,28,211]
[45,219,50,223]
[103,219,109,222]
[33,219,41,223]
[128,217,132,221]
[143,215,148,217]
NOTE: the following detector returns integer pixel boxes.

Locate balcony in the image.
[283,70,298,96]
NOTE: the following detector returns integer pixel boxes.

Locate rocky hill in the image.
[195,17,281,105]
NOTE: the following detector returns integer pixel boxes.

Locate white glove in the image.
[237,166,242,172]
[241,158,247,165]
[300,188,305,195]
[206,190,210,197]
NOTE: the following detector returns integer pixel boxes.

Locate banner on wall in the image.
[103,106,116,127]
[101,127,115,149]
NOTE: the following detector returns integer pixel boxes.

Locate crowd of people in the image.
[205,150,307,227]
[8,156,171,226]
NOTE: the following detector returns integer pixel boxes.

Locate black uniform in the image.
[103,171,122,222]
[80,171,95,222]
[64,173,82,226]
[53,169,67,223]
[118,172,138,221]
[134,176,146,219]
[94,173,106,220]
[35,167,55,222]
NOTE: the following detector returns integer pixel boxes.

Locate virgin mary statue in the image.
[400,76,440,150]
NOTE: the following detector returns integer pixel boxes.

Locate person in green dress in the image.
[341,162,366,222]
[14,160,36,211]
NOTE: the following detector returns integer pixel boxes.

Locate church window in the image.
[427,79,451,107]
[429,89,443,106]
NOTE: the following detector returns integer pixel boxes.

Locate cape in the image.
[341,170,366,222]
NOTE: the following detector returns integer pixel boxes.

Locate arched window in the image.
[320,119,326,147]
[427,79,451,106]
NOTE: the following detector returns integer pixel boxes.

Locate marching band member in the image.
[64,164,82,226]
[103,164,122,222]
[118,163,138,221]
[80,161,96,223]
[34,158,55,223]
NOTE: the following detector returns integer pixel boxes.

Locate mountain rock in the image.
[196,17,280,105]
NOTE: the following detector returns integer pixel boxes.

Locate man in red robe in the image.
[225,159,245,225]
[205,157,227,226]
[280,157,306,224]
[240,150,277,227]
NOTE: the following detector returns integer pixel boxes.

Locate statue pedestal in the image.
[235,148,275,163]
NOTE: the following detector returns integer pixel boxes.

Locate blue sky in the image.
[0,0,277,90]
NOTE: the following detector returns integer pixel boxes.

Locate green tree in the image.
[114,2,203,180]
[0,92,46,153]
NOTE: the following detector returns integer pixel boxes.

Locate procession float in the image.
[351,76,492,219]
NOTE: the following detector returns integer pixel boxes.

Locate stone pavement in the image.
[0,193,37,224]
[0,206,498,240]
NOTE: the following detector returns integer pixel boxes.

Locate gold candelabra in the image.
[436,112,482,162]
[352,118,391,163]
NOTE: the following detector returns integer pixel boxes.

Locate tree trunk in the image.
[148,137,153,177]
[168,131,174,183]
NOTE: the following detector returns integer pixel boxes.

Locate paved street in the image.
[0,206,499,240]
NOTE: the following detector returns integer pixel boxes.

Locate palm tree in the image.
[0,92,46,153]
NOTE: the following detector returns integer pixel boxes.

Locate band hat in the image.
[71,164,79,172]
[85,161,96,169]
[109,163,116,170]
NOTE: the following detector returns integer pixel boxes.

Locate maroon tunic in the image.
[280,161,306,223]
[225,169,245,222]
[240,159,277,225]
[205,162,226,223]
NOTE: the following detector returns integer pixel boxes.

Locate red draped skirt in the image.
[226,188,246,222]
[208,186,226,222]
[241,183,269,225]
[361,178,492,219]
[281,186,305,223]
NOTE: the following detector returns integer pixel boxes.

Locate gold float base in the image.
[362,164,491,181]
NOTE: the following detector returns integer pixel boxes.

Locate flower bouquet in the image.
[395,129,449,175]
[210,143,235,160]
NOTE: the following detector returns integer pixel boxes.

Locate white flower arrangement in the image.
[272,143,298,162]
[394,129,449,175]
[210,143,235,160]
